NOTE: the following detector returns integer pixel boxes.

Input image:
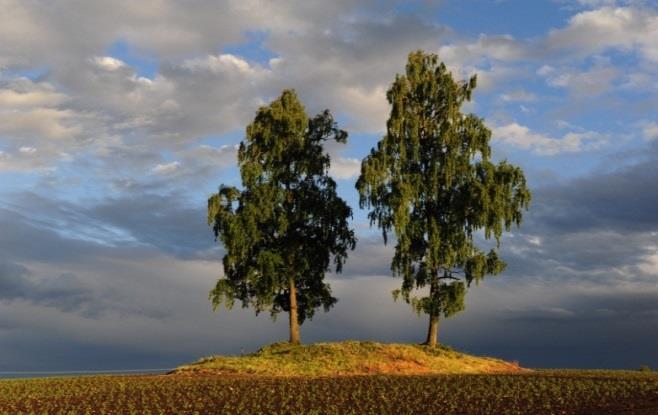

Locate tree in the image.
[208,90,356,344]
[356,51,531,347]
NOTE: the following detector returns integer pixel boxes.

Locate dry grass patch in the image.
[174,341,526,377]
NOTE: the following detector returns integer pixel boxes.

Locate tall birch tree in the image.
[208,90,356,344]
[356,51,531,346]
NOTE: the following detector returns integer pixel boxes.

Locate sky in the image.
[0,0,657,372]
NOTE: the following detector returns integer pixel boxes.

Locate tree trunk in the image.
[424,274,439,347]
[288,277,301,345]
[425,314,439,347]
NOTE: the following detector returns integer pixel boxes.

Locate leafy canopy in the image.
[356,51,531,318]
[208,90,356,324]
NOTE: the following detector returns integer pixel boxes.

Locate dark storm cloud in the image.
[339,235,395,277]
[500,230,656,282]
[492,142,658,287]
[530,143,658,234]
[0,201,183,319]
[0,259,98,315]
[0,257,170,319]
[0,260,31,298]
[451,281,658,369]
[502,290,658,324]
[0,207,99,264]
[1,191,217,260]
[88,194,216,259]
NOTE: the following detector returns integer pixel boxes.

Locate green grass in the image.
[175,340,526,376]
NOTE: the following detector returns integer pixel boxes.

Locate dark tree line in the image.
[208,50,531,346]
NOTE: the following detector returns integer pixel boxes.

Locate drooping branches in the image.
[208,90,356,344]
[356,51,531,346]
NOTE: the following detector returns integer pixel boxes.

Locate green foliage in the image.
[356,51,531,324]
[208,90,356,326]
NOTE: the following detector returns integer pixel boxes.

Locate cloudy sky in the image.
[1,0,657,373]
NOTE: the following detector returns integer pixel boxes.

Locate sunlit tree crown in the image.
[357,51,531,320]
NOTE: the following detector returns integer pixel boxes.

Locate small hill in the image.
[174,341,527,377]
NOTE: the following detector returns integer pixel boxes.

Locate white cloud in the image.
[0,76,113,172]
[0,0,250,68]
[0,2,449,177]
[259,12,448,129]
[547,6,658,62]
[499,89,537,102]
[640,121,658,141]
[537,65,555,76]
[438,34,526,64]
[152,161,181,175]
[436,35,526,92]
[493,122,607,155]
[564,0,647,9]
[574,0,627,7]
[0,79,79,145]
[18,146,36,154]
[0,0,651,183]
[338,86,389,132]
[638,251,658,275]
[181,54,255,74]
[618,71,656,90]
[329,157,361,180]
[541,63,618,96]
[178,144,238,175]
[136,144,238,186]
[0,146,59,172]
[91,56,126,71]
[0,108,81,140]
[556,120,579,129]
[0,78,68,107]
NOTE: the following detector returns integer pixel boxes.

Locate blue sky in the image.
[1,0,657,372]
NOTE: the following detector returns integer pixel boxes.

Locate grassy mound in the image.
[175,341,526,376]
